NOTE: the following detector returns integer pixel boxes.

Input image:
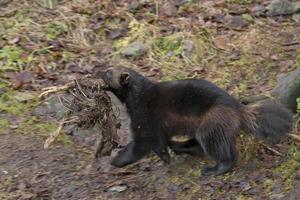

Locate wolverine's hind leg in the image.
[195,106,240,176]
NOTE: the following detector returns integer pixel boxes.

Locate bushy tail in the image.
[241,102,293,143]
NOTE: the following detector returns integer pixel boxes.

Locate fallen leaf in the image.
[278,60,294,73]
[11,71,35,89]
[228,16,249,30]
[107,29,125,40]
[228,50,241,61]
[161,0,177,17]
[240,182,252,192]
[8,37,20,45]
[211,13,226,23]
[213,35,230,50]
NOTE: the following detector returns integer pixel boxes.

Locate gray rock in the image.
[33,95,67,120]
[14,91,36,102]
[122,41,146,58]
[109,185,127,192]
[267,0,300,16]
[251,5,267,17]
[292,13,300,22]
[272,67,300,112]
[228,16,249,30]
[182,39,194,57]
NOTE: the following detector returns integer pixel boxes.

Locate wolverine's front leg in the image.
[153,147,171,164]
[111,140,151,167]
[111,128,171,167]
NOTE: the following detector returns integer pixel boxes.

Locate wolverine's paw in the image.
[110,147,134,167]
[111,142,149,167]
[202,165,219,176]
[153,148,171,165]
[160,151,171,165]
[111,156,128,167]
[202,162,234,176]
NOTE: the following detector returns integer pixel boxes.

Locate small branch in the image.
[44,117,78,149]
[261,144,283,156]
[75,79,88,98]
[288,134,300,142]
[39,82,74,98]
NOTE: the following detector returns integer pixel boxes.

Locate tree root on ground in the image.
[40,77,118,158]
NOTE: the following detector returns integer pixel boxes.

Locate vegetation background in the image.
[0,0,300,199]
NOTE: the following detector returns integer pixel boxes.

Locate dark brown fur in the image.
[101,67,293,176]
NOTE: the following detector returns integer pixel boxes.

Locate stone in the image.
[14,91,36,102]
[228,16,249,30]
[272,67,300,112]
[33,95,67,120]
[251,5,267,17]
[109,185,127,192]
[292,13,300,22]
[266,0,299,16]
[122,41,146,58]
[182,39,194,57]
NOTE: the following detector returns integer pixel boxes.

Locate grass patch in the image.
[45,21,68,40]
[274,145,300,191]
[0,45,32,71]
[0,118,10,133]
[0,90,38,116]
[263,178,275,193]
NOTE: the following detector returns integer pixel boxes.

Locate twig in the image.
[44,117,78,149]
[39,82,74,98]
[288,134,300,142]
[75,79,88,98]
[261,144,283,156]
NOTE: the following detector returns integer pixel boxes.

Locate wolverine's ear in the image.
[120,72,130,86]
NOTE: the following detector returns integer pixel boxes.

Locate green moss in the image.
[45,21,68,40]
[263,178,274,193]
[0,119,10,133]
[0,45,31,71]
[57,133,73,146]
[187,167,202,178]
[274,145,300,190]
[0,87,60,136]
[0,192,9,200]
[242,14,254,23]
[0,10,31,40]
[154,35,184,57]
[297,98,300,114]
[0,90,39,116]
[296,51,300,66]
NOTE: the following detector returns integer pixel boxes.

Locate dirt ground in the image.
[1,0,300,199]
[1,129,299,200]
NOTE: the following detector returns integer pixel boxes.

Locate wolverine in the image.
[101,66,293,176]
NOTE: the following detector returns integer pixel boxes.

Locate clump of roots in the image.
[41,76,118,158]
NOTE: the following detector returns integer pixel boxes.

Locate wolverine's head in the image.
[101,66,149,102]
[101,66,133,90]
